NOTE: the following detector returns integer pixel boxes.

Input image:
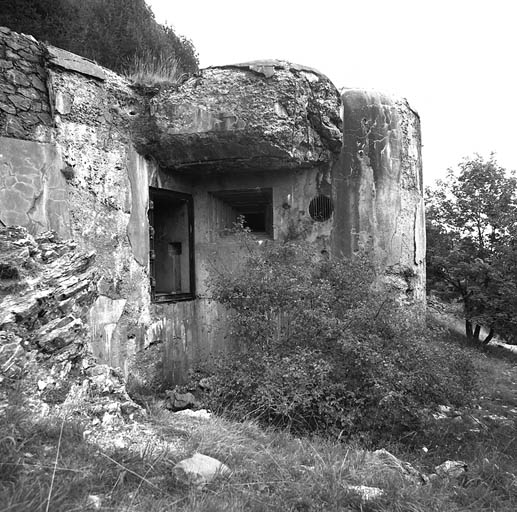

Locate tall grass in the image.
[1,322,516,511]
[1,383,516,511]
[126,49,183,87]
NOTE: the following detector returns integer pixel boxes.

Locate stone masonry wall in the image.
[0,26,52,142]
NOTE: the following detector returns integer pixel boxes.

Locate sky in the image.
[147,0,516,184]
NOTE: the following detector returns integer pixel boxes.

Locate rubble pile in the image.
[0,226,139,425]
[0,227,95,355]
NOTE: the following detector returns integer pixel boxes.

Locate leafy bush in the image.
[204,239,478,442]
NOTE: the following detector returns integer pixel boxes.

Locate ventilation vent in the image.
[309,195,333,222]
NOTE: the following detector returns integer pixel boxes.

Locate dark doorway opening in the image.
[149,188,194,302]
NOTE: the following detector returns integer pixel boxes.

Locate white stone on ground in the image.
[172,453,230,488]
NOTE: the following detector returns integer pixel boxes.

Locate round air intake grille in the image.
[309,195,333,222]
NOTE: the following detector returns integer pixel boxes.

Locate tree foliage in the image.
[0,0,198,76]
[426,154,517,343]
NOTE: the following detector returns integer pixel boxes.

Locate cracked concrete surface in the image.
[132,60,343,173]
[0,136,69,236]
[335,89,425,316]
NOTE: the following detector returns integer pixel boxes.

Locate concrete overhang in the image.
[132,60,343,173]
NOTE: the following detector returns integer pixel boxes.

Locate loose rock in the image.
[165,390,199,411]
[347,485,384,501]
[173,408,212,420]
[368,449,429,485]
[172,453,230,488]
[435,460,468,479]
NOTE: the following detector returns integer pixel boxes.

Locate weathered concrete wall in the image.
[192,168,333,283]
[0,137,69,236]
[45,58,157,376]
[334,89,425,313]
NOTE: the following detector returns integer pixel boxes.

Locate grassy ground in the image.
[1,323,516,511]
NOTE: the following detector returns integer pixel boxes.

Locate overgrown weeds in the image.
[202,240,478,442]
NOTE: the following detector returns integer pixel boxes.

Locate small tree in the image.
[426,154,517,344]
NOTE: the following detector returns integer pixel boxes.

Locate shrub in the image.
[204,240,478,442]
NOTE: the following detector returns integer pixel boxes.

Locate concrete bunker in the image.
[0,28,425,386]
